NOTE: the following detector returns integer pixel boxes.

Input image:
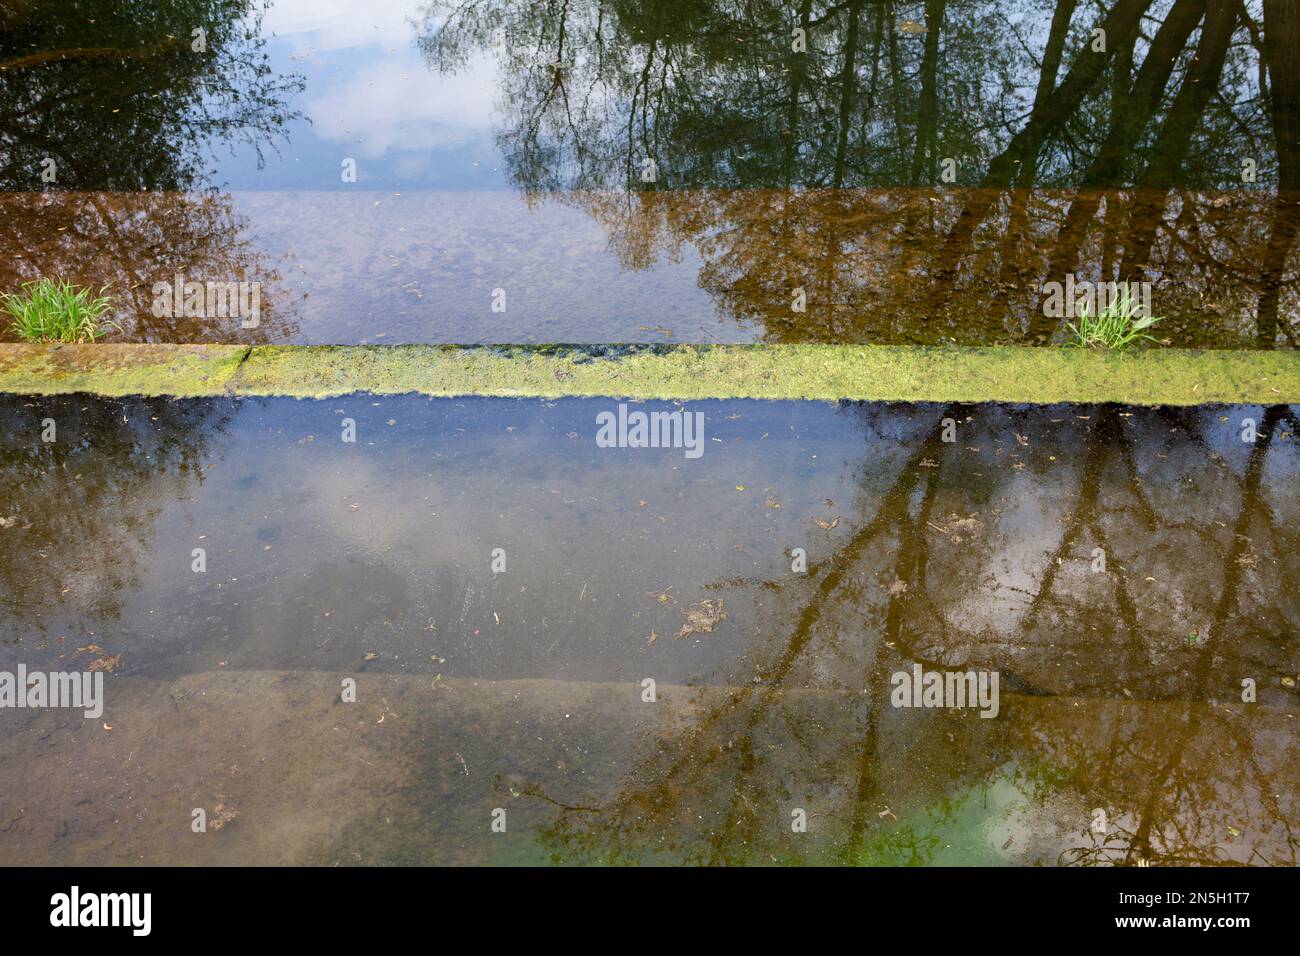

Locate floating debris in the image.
[646,587,676,606]
[938,514,983,542]
[210,803,240,831]
[676,599,727,639]
[87,653,122,673]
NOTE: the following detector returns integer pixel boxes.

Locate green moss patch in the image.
[0,343,249,397]
[0,343,1296,405]
[231,344,1300,405]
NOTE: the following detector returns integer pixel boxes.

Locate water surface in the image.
[2,0,1296,345]
[0,395,1295,864]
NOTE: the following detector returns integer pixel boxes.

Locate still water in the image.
[1,0,1297,345]
[0,395,1295,864]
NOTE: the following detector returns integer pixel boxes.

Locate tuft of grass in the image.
[2,278,117,343]
[1065,287,1161,350]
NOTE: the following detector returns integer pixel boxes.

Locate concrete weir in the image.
[0,342,1296,405]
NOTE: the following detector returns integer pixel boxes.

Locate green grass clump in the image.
[2,278,116,343]
[1065,287,1161,350]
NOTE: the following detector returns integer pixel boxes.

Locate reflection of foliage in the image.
[0,0,304,340]
[419,0,1029,191]
[419,0,1297,346]
[419,0,1279,192]
[0,0,303,190]
[0,396,232,632]
[1039,700,1296,867]
[0,191,299,342]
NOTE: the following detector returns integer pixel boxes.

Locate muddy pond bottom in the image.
[0,396,1296,865]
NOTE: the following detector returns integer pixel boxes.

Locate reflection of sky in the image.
[215,0,508,189]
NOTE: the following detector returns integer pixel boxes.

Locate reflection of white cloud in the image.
[261,0,498,157]
[308,55,498,157]
[263,0,420,52]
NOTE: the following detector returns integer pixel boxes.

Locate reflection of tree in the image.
[0,0,304,340]
[0,191,299,342]
[928,0,1298,344]
[420,0,1297,346]
[0,0,302,191]
[0,396,233,633]
[1254,0,1300,344]
[525,403,1298,865]
[568,186,1278,345]
[418,0,1028,190]
[1045,405,1298,866]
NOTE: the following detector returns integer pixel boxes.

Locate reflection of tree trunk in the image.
[994,0,1078,314]
[908,0,945,186]
[626,36,658,185]
[1265,0,1300,188]
[1119,0,1238,279]
[885,0,908,157]
[1023,407,1153,637]
[1255,205,1300,347]
[934,0,1153,292]
[1031,0,1078,164]
[1032,0,1207,339]
[784,0,814,187]
[865,2,885,115]
[843,450,946,855]
[832,0,865,189]
[1128,406,1283,863]
[1255,0,1300,345]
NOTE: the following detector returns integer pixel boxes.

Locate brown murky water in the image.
[1,187,1292,346]
[0,396,1295,864]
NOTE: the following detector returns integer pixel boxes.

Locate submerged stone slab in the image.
[0,670,1292,865]
[0,343,1296,405]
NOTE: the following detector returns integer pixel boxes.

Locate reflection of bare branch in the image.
[422,0,1289,345]
[532,401,1298,865]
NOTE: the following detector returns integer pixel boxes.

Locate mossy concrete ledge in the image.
[0,343,1297,405]
[0,343,250,397]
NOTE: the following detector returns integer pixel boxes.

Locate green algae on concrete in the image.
[0,343,249,397]
[232,344,1299,405]
[0,343,1296,405]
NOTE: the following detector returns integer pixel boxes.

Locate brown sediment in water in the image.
[0,671,1291,866]
[0,189,1294,347]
